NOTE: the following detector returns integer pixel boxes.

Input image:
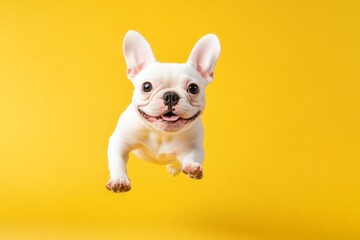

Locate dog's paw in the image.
[182,163,203,179]
[106,177,131,193]
[166,165,181,176]
[166,162,182,176]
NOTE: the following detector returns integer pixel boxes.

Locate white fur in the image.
[106,30,220,192]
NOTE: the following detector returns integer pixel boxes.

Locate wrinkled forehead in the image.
[133,63,204,87]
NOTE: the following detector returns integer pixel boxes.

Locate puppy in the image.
[106,30,220,192]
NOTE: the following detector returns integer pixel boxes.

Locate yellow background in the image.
[0,0,359,239]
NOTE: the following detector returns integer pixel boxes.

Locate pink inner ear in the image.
[123,31,156,80]
[187,34,220,83]
[189,55,212,83]
[127,61,147,77]
[194,62,214,82]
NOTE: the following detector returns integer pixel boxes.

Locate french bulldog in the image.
[106,30,220,192]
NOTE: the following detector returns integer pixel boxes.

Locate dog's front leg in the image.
[177,148,204,179]
[106,136,131,192]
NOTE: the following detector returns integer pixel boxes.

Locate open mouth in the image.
[138,109,201,124]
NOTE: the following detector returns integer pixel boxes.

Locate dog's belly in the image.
[132,146,177,165]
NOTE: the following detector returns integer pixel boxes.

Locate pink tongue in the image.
[161,114,180,122]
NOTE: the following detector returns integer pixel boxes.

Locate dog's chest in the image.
[133,132,179,164]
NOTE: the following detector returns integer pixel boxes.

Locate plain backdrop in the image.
[0,1,359,239]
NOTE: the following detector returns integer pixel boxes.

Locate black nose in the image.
[163,91,180,108]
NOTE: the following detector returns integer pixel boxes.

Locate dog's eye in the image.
[142,82,152,92]
[187,83,199,95]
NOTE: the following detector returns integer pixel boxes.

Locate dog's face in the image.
[123,31,220,133]
[132,63,206,132]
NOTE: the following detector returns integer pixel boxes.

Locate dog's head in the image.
[123,31,220,133]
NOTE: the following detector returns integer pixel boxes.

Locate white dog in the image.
[106,30,220,192]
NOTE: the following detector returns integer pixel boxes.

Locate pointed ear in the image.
[187,34,221,84]
[123,30,156,80]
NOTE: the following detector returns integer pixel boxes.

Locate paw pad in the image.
[182,164,203,179]
[106,179,131,193]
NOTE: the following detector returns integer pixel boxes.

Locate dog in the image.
[106,30,220,192]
